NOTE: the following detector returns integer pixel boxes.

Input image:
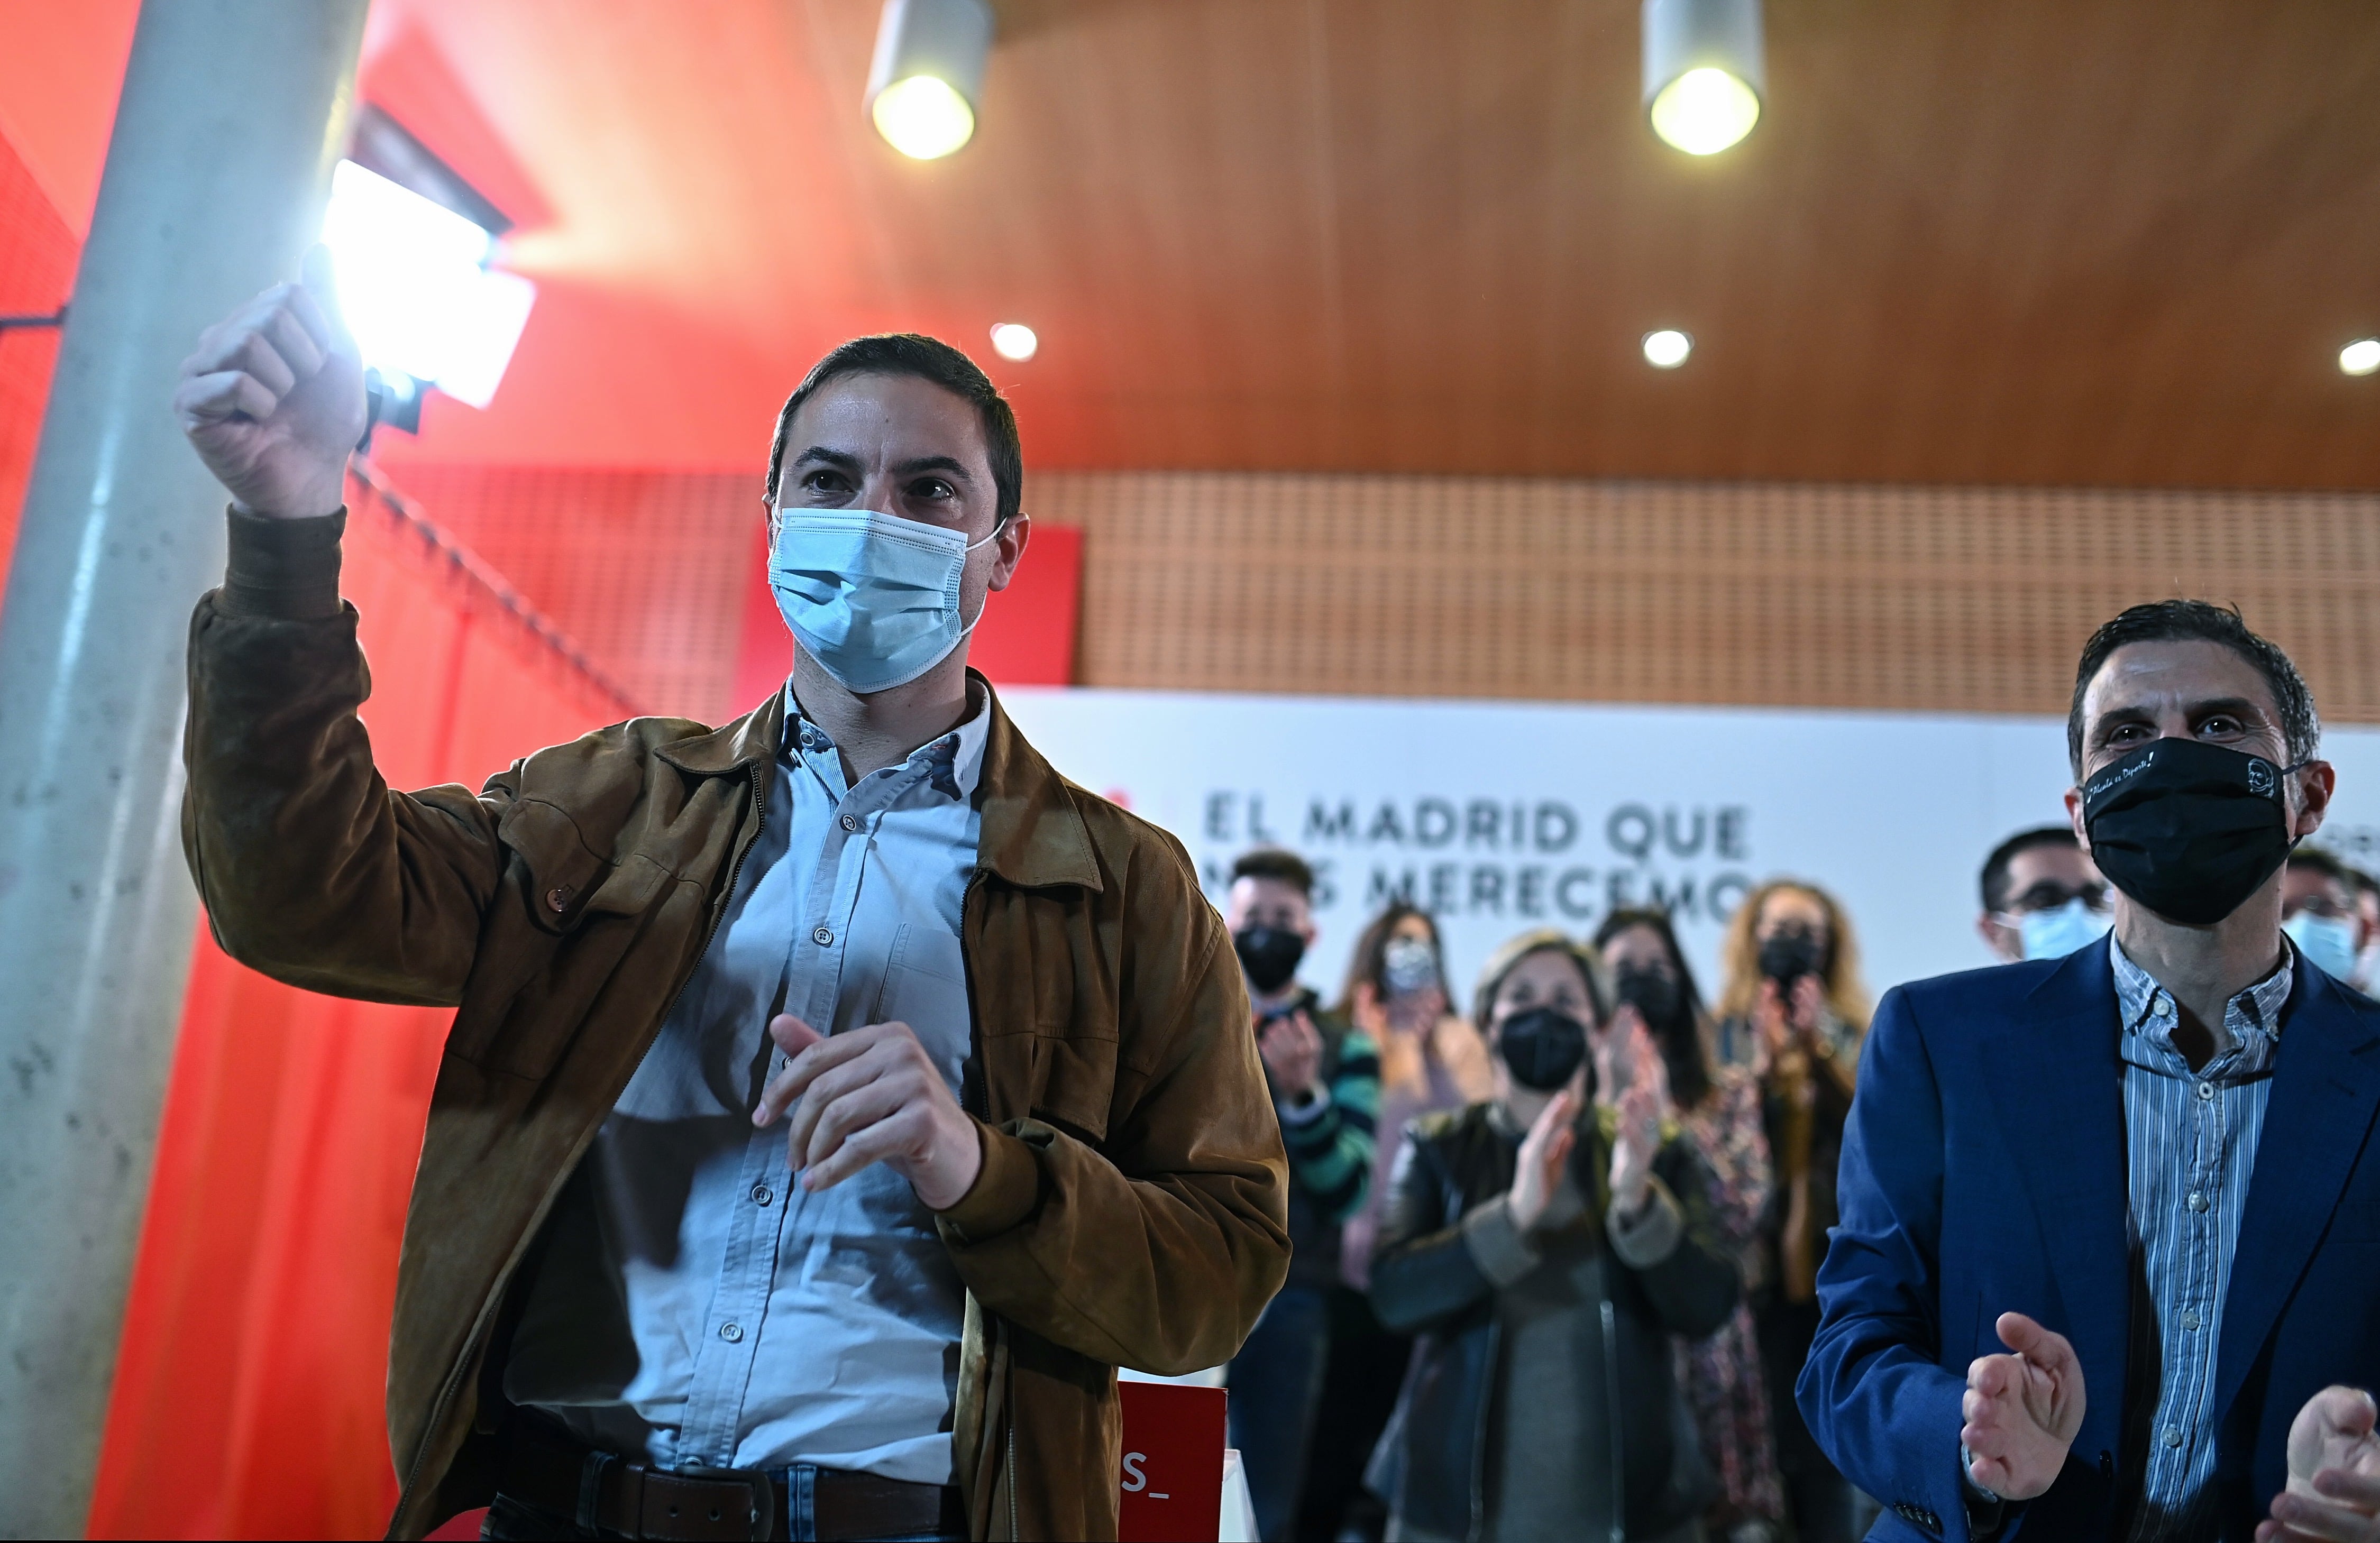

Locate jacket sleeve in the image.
[1368,1127,1504,1335]
[932,830,1291,1376]
[1623,1139,1742,1340]
[181,510,508,1006]
[1795,985,1976,1540]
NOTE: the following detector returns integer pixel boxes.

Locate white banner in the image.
[1000,687,2380,1006]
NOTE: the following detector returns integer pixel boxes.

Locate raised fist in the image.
[173,245,365,520]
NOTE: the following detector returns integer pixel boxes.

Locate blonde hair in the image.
[1714,879,1873,1030]
[1471,927,1607,1030]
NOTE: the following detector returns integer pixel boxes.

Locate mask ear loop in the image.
[953,515,1014,638]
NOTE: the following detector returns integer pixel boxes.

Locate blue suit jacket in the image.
[1796,937,2380,1541]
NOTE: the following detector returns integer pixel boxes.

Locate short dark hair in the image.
[2288,844,2355,889]
[1231,847,1315,898]
[2067,600,2319,779]
[1980,826,2081,913]
[763,334,1023,526]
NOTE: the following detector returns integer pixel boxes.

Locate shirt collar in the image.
[2110,932,2293,1080]
[780,681,991,803]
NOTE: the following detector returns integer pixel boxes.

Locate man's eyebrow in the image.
[891,455,973,481]
[789,446,862,472]
[2090,693,2269,738]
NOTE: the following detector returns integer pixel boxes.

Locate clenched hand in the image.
[173,245,365,520]
[752,1015,984,1211]
[2260,1386,2380,1542]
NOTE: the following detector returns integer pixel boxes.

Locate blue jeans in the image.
[478,1469,964,1542]
[1227,1284,1332,1543]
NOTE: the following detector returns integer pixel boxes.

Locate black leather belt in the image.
[498,1418,964,1541]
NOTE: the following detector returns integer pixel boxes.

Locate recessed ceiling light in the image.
[2341,338,2380,376]
[1642,329,1693,368]
[990,323,1037,361]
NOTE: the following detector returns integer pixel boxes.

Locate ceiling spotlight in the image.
[1643,0,1764,155]
[867,0,993,160]
[2341,338,2380,376]
[990,323,1037,361]
[1642,329,1694,368]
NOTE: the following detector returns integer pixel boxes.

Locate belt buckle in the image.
[672,1466,776,1542]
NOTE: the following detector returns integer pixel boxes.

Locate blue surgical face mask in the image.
[2284,911,2360,981]
[2016,898,2111,961]
[770,508,998,694]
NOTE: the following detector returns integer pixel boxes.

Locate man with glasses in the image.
[1975,826,2111,964]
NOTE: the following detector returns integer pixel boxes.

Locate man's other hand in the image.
[2260,1386,2380,1542]
[1961,1311,2086,1501]
[173,245,365,520]
[753,1015,983,1211]
[1258,1008,1325,1100]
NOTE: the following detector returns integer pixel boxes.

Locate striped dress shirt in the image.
[2110,936,2294,1542]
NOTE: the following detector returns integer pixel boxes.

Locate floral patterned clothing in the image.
[1674,1066,1786,1530]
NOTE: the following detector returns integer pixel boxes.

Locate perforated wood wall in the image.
[371,465,2380,727]
[1027,473,2380,721]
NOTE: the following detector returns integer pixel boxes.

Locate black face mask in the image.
[1496,1006,1592,1092]
[2082,737,2298,926]
[1234,925,1308,994]
[1613,963,1685,1028]
[1757,926,1826,989]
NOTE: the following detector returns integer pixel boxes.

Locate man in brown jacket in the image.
[170,256,1289,1542]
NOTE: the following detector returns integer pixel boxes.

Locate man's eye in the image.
[912,479,955,500]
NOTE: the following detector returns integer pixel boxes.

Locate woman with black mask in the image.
[1712,882,1873,1543]
[1368,929,1738,1543]
[1595,908,1783,1543]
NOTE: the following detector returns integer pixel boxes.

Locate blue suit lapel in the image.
[2214,970,2380,1420]
[1981,940,2132,1457]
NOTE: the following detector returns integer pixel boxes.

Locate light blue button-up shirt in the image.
[2111,935,2292,1542]
[504,685,988,1482]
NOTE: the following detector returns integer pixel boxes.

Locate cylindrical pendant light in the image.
[867,0,993,161]
[1642,0,1764,156]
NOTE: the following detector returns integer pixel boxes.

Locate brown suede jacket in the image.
[180,511,1290,1541]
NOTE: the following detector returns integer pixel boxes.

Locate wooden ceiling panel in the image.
[360,0,2380,490]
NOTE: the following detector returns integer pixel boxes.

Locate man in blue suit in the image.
[1799,600,2380,1542]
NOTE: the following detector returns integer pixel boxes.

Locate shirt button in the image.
[545,885,572,912]
[2196,1081,2214,1101]
[2163,1426,2183,1449]
[719,1322,744,1344]
[750,1183,772,1207]
[2187,1190,2208,1212]
[812,926,834,946]
[2181,1309,2201,1331]
[840,814,859,832]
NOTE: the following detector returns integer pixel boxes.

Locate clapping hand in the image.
[1508,1088,1578,1233]
[1258,1008,1326,1100]
[1961,1312,2087,1501]
[2260,1386,2380,1541]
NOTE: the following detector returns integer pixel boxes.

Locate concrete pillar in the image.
[0,3,368,1533]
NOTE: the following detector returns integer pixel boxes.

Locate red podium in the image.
[1117,1380,1226,1542]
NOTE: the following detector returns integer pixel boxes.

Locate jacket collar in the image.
[653,671,1104,894]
